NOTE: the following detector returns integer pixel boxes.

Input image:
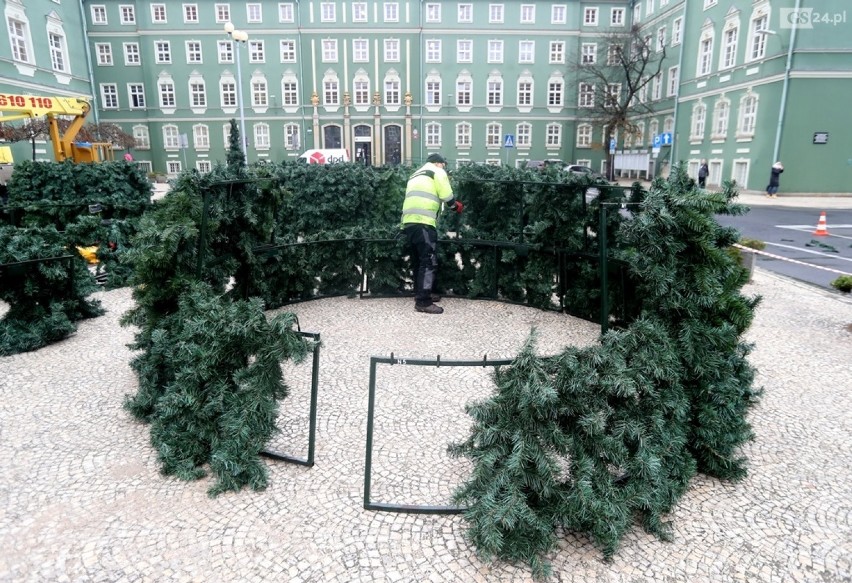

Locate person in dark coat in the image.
[765,161,784,198]
[697,160,709,188]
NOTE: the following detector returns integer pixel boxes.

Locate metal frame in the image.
[260,331,321,467]
[363,353,513,514]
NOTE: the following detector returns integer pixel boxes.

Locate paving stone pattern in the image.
[1,269,850,583]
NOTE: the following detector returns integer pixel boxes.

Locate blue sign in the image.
[609,138,616,154]
[653,134,662,148]
[504,134,515,148]
[660,132,673,146]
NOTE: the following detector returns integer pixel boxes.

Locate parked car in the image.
[566,165,607,181]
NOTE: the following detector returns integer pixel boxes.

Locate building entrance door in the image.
[354,124,372,166]
[384,125,402,165]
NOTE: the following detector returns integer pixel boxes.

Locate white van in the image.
[299,149,350,164]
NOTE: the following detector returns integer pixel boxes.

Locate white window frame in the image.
[119,5,136,25]
[249,40,265,64]
[576,124,593,148]
[280,40,296,63]
[183,4,199,23]
[546,123,562,147]
[384,75,401,106]
[425,76,442,107]
[519,40,535,64]
[456,122,472,148]
[520,4,535,24]
[578,83,595,108]
[581,43,597,65]
[133,125,150,149]
[193,124,210,150]
[551,5,567,25]
[284,123,301,150]
[216,4,231,23]
[123,42,141,66]
[517,78,533,108]
[584,7,599,26]
[384,39,399,62]
[320,2,336,22]
[720,22,739,70]
[487,40,503,64]
[91,5,107,25]
[151,4,167,23]
[456,76,473,108]
[748,7,769,62]
[486,122,502,148]
[426,3,441,23]
[672,17,683,46]
[251,76,267,108]
[667,66,679,96]
[426,39,442,63]
[281,77,299,107]
[95,43,113,66]
[279,3,295,23]
[611,8,625,26]
[549,41,565,64]
[712,98,730,139]
[101,84,119,109]
[155,41,171,64]
[697,30,714,77]
[737,92,758,139]
[384,2,399,22]
[128,83,146,109]
[690,102,707,141]
[457,40,472,63]
[254,123,270,149]
[458,4,472,24]
[489,4,504,24]
[425,122,441,148]
[486,76,503,108]
[516,122,531,148]
[247,3,262,23]
[186,41,203,64]
[158,79,176,109]
[353,39,369,63]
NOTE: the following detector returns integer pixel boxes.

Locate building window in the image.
[649,120,659,142]
[547,80,564,107]
[489,4,504,23]
[321,2,336,22]
[196,161,212,173]
[704,0,717,8]
[324,78,339,106]
[426,78,442,106]
[579,83,595,108]
[519,41,535,64]
[353,39,369,62]
[190,80,207,107]
[351,2,367,22]
[284,124,300,150]
[426,3,441,23]
[456,122,471,147]
[667,66,679,96]
[672,17,683,46]
[353,78,369,106]
[91,5,107,25]
[48,32,68,73]
[133,125,150,149]
[749,13,769,61]
[652,74,662,101]
[690,102,706,141]
[647,0,655,16]
[123,42,140,65]
[606,84,621,107]
[254,123,270,149]
[576,124,592,148]
[8,14,33,64]
[151,4,167,23]
[657,27,667,52]
[425,122,441,147]
[607,44,622,66]
[249,40,265,63]
[155,41,171,64]
[95,43,113,66]
[218,40,233,63]
[520,4,535,24]
[738,93,758,137]
[426,39,441,63]
[384,39,399,62]
[516,122,531,147]
[221,79,236,107]
[120,5,136,24]
[282,79,299,106]
[384,2,399,22]
[611,8,625,26]
[163,125,180,149]
[186,41,203,64]
[664,116,674,134]
[216,4,231,23]
[546,123,561,147]
[159,81,176,108]
[549,41,565,64]
[488,40,503,63]
[584,7,598,26]
[458,4,472,23]
[385,76,401,106]
[184,4,199,23]
[101,84,118,109]
[251,78,267,107]
[486,123,502,148]
[517,79,532,107]
[129,84,146,109]
[167,161,182,175]
[551,5,567,24]
[457,40,472,63]
[712,99,730,139]
[487,78,503,107]
[721,25,738,70]
[280,3,295,23]
[273,39,294,63]
[456,78,472,106]
[581,43,597,65]
[193,124,210,149]
[697,32,714,76]
[733,160,750,188]
[247,3,262,23]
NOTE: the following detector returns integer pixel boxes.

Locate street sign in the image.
[609,138,616,154]
[653,134,662,148]
[660,132,673,146]
[504,134,515,148]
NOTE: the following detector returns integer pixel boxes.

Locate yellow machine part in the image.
[76,245,100,265]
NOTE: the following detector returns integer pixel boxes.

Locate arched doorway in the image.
[384,125,402,165]
[354,124,372,166]
[323,125,342,149]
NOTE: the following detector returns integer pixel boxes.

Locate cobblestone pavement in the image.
[1,269,850,583]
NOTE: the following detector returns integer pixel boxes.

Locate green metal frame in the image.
[260,330,321,467]
[363,353,513,514]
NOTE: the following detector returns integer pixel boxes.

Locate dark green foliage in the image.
[830,274,852,293]
[226,119,246,170]
[0,225,103,355]
[127,282,310,495]
[451,165,760,574]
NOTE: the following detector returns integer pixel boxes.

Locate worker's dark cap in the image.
[427,153,447,164]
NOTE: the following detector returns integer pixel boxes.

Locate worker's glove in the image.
[453,201,464,214]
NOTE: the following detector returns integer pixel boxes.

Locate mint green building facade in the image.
[1,0,850,194]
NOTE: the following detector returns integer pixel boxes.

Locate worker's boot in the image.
[415,303,443,314]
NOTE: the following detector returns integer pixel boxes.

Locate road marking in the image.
[736,243,852,276]
[763,241,852,264]
[776,225,852,241]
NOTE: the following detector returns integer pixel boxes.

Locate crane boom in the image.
[0,93,112,163]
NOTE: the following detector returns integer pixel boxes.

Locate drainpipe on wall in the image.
[418,0,424,165]
[296,0,307,153]
[78,0,100,124]
[669,0,688,168]
[772,0,801,163]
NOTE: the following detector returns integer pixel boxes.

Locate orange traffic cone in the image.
[813,211,830,236]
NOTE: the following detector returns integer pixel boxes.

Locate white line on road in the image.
[735,244,852,276]
[763,241,852,264]
[775,225,852,241]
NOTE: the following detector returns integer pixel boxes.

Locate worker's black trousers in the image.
[402,223,438,307]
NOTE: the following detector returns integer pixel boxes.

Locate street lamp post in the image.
[224,22,248,158]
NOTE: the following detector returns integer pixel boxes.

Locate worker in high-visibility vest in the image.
[400,153,463,314]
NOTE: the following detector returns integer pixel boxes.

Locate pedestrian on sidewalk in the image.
[400,153,463,314]
[765,161,784,198]
[698,160,709,189]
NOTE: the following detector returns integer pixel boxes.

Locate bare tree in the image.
[0,119,52,161]
[572,24,667,180]
[0,119,136,161]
